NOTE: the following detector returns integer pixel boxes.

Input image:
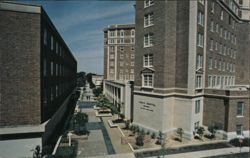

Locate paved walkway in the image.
[77,110,109,157]
[147,147,250,158]
[102,116,132,154]
[88,153,135,158]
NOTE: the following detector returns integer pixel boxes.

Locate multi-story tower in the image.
[104,24,135,81]
[103,24,135,120]
[134,0,249,139]
[0,2,77,156]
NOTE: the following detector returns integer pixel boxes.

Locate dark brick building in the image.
[0,1,77,152]
[133,0,249,139]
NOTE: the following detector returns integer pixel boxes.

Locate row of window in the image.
[44,29,65,57]
[119,61,134,67]
[109,46,135,52]
[44,59,73,77]
[109,29,135,37]
[208,58,235,72]
[110,68,134,74]
[207,75,235,88]
[119,74,134,81]
[210,21,237,44]
[209,39,236,59]
[119,69,134,74]
[108,38,135,44]
[109,54,135,59]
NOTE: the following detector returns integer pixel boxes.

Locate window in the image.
[216,23,219,33]
[131,54,135,59]
[131,30,135,37]
[218,60,222,71]
[51,87,53,102]
[219,43,222,54]
[143,74,153,87]
[236,125,243,136]
[110,54,114,59]
[198,11,204,26]
[110,46,114,52]
[212,76,216,87]
[56,64,58,76]
[197,33,204,47]
[196,54,203,69]
[144,13,154,27]
[195,100,200,114]
[237,102,244,116]
[44,29,47,45]
[109,39,115,44]
[110,61,114,66]
[144,54,153,67]
[56,85,58,97]
[144,0,154,8]
[131,46,135,51]
[211,2,215,13]
[120,30,124,37]
[130,75,134,80]
[120,46,124,51]
[110,69,114,74]
[51,61,53,76]
[131,69,134,73]
[210,20,214,32]
[209,57,213,69]
[120,38,124,44]
[196,75,202,88]
[210,39,213,50]
[120,62,124,67]
[43,59,46,76]
[215,41,218,50]
[131,38,135,43]
[120,54,124,59]
[217,76,220,86]
[110,31,115,37]
[208,76,212,87]
[220,27,223,37]
[214,59,217,68]
[220,10,224,20]
[51,36,54,50]
[144,33,153,47]
[131,62,134,66]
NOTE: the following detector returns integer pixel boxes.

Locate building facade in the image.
[92,74,103,87]
[0,1,77,155]
[133,0,249,139]
[103,24,135,120]
[104,24,135,81]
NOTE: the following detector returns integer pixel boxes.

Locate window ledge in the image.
[142,86,153,89]
[236,115,244,118]
[144,24,154,28]
[144,45,153,48]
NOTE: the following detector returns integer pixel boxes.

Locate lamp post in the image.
[68,132,73,146]
[239,138,243,153]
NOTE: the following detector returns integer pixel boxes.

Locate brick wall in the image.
[0,10,41,126]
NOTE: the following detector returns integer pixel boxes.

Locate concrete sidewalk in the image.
[147,147,249,158]
[88,153,135,158]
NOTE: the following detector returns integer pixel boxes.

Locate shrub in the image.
[196,126,205,140]
[151,132,156,139]
[146,131,150,135]
[136,133,145,146]
[176,128,183,142]
[229,137,250,147]
[125,120,130,129]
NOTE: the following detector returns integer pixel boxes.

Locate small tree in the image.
[151,132,156,139]
[33,145,41,158]
[208,124,219,139]
[125,120,130,129]
[97,94,110,111]
[136,132,145,146]
[196,126,205,140]
[176,128,184,142]
[156,131,164,145]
